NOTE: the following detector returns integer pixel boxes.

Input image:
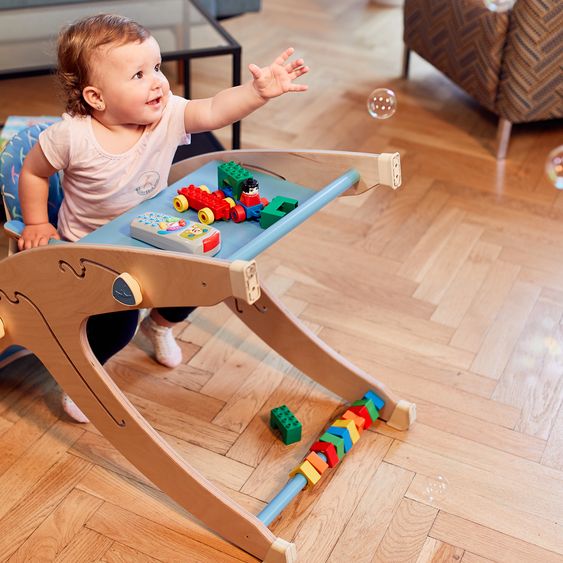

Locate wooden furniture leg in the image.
[402,46,411,79]
[227,285,416,430]
[496,117,512,159]
[0,244,296,561]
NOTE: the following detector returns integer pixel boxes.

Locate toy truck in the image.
[173,184,236,225]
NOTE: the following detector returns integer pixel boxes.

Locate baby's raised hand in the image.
[249,47,309,100]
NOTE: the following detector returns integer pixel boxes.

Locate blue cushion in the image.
[0,123,63,227]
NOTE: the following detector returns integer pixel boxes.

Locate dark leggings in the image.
[86,307,194,365]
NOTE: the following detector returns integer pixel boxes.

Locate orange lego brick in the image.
[305,451,329,475]
[342,409,365,433]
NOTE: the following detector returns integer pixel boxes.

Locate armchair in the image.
[402,0,562,158]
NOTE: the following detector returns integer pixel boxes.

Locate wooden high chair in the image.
[0,148,416,562]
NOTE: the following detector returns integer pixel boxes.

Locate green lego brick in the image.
[351,398,379,422]
[319,431,344,460]
[364,390,385,411]
[218,161,253,199]
[270,405,302,445]
[259,196,299,229]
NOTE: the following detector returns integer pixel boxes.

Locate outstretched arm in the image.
[183,47,308,134]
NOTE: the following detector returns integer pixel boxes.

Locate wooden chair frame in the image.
[0,150,415,562]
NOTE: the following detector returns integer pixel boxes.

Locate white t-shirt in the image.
[39,94,190,241]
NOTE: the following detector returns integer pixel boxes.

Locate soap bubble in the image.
[367,88,397,120]
[483,0,516,12]
[546,145,563,189]
[423,474,449,503]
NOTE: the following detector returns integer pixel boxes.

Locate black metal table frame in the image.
[0,0,242,149]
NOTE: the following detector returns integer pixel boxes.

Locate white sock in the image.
[140,315,182,368]
[62,393,90,424]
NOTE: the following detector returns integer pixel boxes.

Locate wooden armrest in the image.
[169,149,401,195]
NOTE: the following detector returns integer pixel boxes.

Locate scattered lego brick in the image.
[332,418,360,444]
[289,459,321,488]
[351,398,379,423]
[270,405,302,445]
[319,431,345,460]
[341,409,365,433]
[326,425,353,453]
[305,451,329,475]
[348,404,373,429]
[310,440,339,467]
[364,390,385,411]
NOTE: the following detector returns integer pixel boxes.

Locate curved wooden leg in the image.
[226,285,416,430]
[0,291,296,561]
[0,246,300,561]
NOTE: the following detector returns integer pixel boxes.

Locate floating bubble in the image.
[483,0,516,12]
[423,474,449,503]
[367,88,397,120]
[546,145,563,190]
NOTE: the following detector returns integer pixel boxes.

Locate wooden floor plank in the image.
[87,503,257,563]
[372,498,438,563]
[1,0,562,560]
[8,488,103,562]
[430,512,563,563]
[329,461,414,563]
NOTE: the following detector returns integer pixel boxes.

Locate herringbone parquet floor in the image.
[1,0,563,561]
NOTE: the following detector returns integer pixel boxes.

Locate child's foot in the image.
[62,393,90,423]
[140,315,182,368]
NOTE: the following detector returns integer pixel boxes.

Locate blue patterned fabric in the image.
[0,123,63,226]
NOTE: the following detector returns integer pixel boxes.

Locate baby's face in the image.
[92,36,170,126]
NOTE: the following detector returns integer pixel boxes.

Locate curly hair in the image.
[56,14,150,116]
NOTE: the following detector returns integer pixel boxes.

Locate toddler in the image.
[17,14,308,423]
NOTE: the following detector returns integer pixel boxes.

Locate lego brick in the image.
[218,161,253,199]
[348,404,373,429]
[259,196,299,229]
[332,418,360,444]
[319,431,345,460]
[305,451,329,475]
[270,405,302,445]
[341,409,365,433]
[310,440,339,467]
[326,426,353,453]
[289,459,321,488]
[364,390,385,411]
[351,398,379,423]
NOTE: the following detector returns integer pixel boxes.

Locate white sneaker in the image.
[62,393,90,424]
[140,315,182,368]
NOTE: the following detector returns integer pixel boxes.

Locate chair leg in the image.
[496,117,512,159]
[402,46,411,79]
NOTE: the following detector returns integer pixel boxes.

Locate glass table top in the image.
[0,0,232,76]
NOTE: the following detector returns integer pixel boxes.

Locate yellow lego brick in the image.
[305,451,329,475]
[341,409,365,433]
[332,418,360,444]
[289,459,321,488]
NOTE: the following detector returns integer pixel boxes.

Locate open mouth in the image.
[147,96,162,106]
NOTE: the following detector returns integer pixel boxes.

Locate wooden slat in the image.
[431,512,563,563]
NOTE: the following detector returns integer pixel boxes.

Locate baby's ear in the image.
[82,86,104,112]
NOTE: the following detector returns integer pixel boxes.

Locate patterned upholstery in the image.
[0,123,63,225]
[498,0,563,123]
[403,0,563,124]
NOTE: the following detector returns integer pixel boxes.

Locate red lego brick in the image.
[348,404,373,429]
[310,440,339,467]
